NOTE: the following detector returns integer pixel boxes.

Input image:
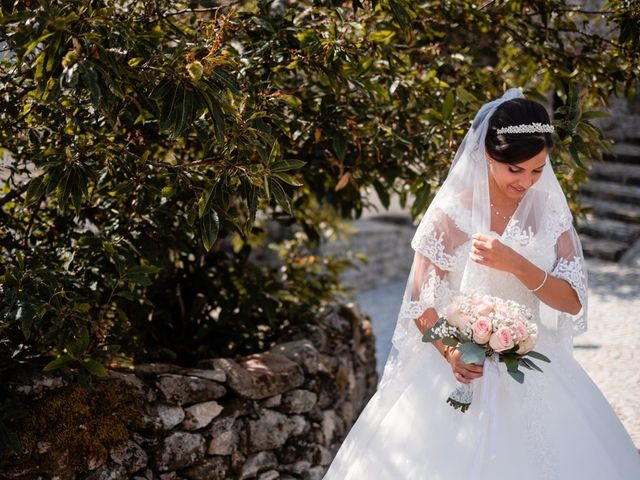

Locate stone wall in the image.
[0,304,377,480]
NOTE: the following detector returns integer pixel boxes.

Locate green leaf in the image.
[507,369,525,384]
[251,16,275,34]
[82,359,108,377]
[456,86,478,105]
[525,350,551,363]
[411,182,431,218]
[124,265,161,286]
[173,87,194,138]
[271,159,306,173]
[442,336,459,347]
[69,327,90,358]
[273,172,303,187]
[159,83,180,132]
[580,110,610,121]
[521,357,544,372]
[268,140,281,166]
[373,180,390,209]
[270,179,292,214]
[568,142,585,169]
[200,209,219,250]
[43,354,73,372]
[128,57,144,67]
[458,342,485,365]
[442,90,455,120]
[503,354,519,373]
[198,184,216,218]
[210,67,239,95]
[332,133,347,162]
[25,176,48,206]
[16,303,34,340]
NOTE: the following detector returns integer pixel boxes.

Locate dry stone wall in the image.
[1,304,377,480]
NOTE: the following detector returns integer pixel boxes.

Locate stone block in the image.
[180,368,226,383]
[289,414,310,437]
[247,409,297,452]
[157,404,186,430]
[154,432,206,472]
[303,466,326,480]
[182,401,224,430]
[261,394,282,408]
[207,414,240,455]
[107,371,157,402]
[83,462,128,480]
[213,354,304,400]
[110,440,148,474]
[281,389,317,414]
[258,470,280,480]
[134,363,182,376]
[240,451,277,479]
[156,374,226,405]
[322,410,344,445]
[270,340,319,375]
[182,456,229,480]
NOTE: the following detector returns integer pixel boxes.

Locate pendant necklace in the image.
[490,201,519,220]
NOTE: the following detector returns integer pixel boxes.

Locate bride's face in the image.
[487,148,548,201]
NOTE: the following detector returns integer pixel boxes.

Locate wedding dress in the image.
[321,89,640,480]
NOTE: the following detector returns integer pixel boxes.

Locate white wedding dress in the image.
[322,89,640,479]
[321,229,640,479]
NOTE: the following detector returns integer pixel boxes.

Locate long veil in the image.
[378,88,588,392]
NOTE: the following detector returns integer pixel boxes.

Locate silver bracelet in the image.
[529,271,548,293]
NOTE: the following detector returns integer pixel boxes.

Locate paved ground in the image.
[356,249,640,449]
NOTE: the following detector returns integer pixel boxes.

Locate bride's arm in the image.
[415,307,484,384]
[510,256,581,315]
[470,232,582,315]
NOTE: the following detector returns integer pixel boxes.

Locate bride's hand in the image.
[469,233,521,273]
[447,348,483,384]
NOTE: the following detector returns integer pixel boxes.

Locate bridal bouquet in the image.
[422,292,550,412]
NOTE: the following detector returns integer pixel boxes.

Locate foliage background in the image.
[0,0,637,415]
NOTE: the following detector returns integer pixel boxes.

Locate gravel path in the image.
[357,254,640,448]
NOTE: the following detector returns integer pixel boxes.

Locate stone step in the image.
[579,234,629,262]
[603,143,640,164]
[580,180,640,204]
[577,217,640,244]
[590,161,640,186]
[582,198,640,224]
[597,115,640,143]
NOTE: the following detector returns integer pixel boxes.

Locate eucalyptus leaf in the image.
[458,342,485,365]
[525,350,551,363]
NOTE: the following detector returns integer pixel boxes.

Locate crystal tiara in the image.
[496,123,555,135]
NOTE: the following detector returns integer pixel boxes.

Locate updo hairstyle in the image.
[485,98,554,164]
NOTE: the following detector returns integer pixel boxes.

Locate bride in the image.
[321,88,640,479]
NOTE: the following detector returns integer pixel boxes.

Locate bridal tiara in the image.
[496,122,555,135]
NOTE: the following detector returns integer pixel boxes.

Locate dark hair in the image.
[485,98,554,164]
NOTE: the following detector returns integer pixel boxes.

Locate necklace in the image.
[490,201,519,220]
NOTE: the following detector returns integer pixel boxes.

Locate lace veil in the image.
[379,88,588,388]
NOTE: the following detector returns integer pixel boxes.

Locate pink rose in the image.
[473,298,493,316]
[516,333,537,354]
[513,322,529,341]
[444,303,472,330]
[489,327,514,352]
[471,316,492,344]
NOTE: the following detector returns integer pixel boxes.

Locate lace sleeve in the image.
[391,208,468,352]
[550,229,588,335]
